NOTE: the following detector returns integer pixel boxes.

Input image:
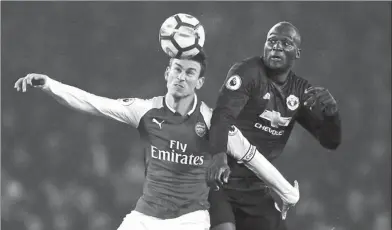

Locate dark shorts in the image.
[208,187,287,230]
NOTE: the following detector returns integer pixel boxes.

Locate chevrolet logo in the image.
[259,110,291,128]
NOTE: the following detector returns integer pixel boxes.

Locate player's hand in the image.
[277,180,299,220]
[14,73,48,92]
[207,152,231,191]
[304,86,338,116]
[274,180,299,220]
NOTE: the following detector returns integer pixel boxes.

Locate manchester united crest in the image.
[195,122,207,137]
[286,95,299,111]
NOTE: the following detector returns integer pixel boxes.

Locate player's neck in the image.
[266,68,291,85]
[165,93,196,116]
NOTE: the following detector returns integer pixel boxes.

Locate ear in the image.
[295,48,301,59]
[164,67,170,81]
[195,76,205,90]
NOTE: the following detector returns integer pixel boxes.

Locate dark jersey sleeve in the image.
[297,83,342,150]
[209,60,258,155]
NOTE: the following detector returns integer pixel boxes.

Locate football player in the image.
[207,22,342,230]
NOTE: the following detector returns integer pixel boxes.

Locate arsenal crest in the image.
[286,95,299,111]
[195,122,207,137]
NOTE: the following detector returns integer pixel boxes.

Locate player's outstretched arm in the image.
[226,126,299,219]
[14,73,143,126]
[298,86,341,150]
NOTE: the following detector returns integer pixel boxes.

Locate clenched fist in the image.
[14,73,48,92]
[304,86,338,117]
[206,152,231,191]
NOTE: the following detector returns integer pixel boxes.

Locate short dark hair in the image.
[189,50,207,78]
[169,50,207,78]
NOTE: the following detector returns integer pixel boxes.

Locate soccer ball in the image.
[159,13,205,59]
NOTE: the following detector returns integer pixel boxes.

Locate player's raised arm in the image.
[297,85,342,150]
[14,73,148,127]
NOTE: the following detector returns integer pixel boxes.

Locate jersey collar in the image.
[165,94,198,116]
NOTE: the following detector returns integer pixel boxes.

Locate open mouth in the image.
[270,55,283,61]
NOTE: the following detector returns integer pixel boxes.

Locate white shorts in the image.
[117,210,210,230]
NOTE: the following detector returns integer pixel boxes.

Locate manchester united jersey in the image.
[210,56,312,178]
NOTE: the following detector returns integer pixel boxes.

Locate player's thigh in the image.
[234,206,287,230]
[208,189,236,229]
[117,211,160,230]
[175,210,210,230]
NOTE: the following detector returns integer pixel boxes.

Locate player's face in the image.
[263,25,301,70]
[165,59,205,98]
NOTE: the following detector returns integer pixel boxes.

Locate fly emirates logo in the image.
[151,140,204,166]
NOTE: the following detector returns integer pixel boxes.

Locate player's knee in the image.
[211,222,236,230]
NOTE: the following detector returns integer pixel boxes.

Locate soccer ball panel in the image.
[173,31,196,49]
[160,16,177,36]
[160,39,179,57]
[195,25,205,47]
[181,47,201,59]
[177,13,200,26]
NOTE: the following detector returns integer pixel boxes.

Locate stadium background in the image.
[1,2,390,230]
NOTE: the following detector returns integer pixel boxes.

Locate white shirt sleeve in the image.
[200,101,250,159]
[42,78,151,127]
[200,102,213,129]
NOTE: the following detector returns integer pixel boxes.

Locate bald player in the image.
[207,22,342,230]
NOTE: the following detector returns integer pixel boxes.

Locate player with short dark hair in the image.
[207,22,342,230]
[15,50,299,230]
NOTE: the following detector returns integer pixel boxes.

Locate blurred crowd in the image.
[2,2,391,230]
[2,118,145,230]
